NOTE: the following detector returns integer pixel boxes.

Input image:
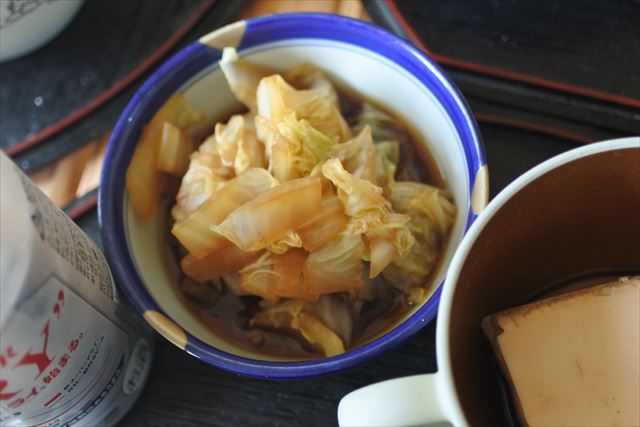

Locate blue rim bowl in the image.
[99,13,487,379]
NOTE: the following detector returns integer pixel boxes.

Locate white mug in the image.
[338,137,640,426]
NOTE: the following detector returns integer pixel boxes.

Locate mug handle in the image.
[337,373,449,426]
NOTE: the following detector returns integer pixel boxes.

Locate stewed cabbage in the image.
[125,48,456,357]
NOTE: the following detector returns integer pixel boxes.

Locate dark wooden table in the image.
[2,1,636,426]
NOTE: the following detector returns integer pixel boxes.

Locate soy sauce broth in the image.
[165,86,451,359]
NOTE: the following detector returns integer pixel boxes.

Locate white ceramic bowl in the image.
[0,0,84,62]
[99,14,488,378]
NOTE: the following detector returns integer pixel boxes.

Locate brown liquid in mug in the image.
[164,88,451,359]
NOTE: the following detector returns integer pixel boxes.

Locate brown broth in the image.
[339,87,446,190]
[166,87,451,359]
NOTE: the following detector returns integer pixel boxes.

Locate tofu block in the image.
[482,276,640,427]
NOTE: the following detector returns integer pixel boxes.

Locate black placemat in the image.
[392,0,640,100]
[366,0,640,137]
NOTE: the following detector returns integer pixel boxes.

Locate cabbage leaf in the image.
[256,74,350,142]
[251,300,345,356]
[383,181,456,292]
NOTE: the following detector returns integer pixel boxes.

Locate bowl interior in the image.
[446,143,640,424]
[125,39,478,361]
[101,14,487,372]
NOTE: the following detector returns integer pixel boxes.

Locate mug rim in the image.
[99,13,487,379]
[436,136,640,424]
